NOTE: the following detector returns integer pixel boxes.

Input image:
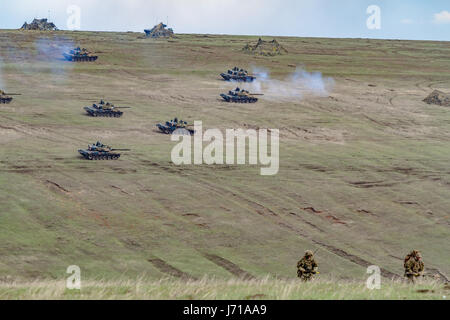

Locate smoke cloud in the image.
[33,36,75,82]
[241,66,334,101]
[1,35,75,84]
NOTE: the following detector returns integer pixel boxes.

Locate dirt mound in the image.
[243,38,288,56]
[423,90,450,106]
[20,18,58,31]
[144,23,174,38]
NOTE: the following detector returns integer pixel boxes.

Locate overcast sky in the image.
[0,0,449,41]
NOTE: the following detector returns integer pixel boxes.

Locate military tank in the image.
[220,87,262,103]
[63,47,98,62]
[157,118,195,135]
[78,141,130,160]
[221,67,256,82]
[0,90,13,104]
[0,90,20,104]
[84,100,131,117]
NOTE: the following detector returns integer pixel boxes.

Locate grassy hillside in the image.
[0,30,449,285]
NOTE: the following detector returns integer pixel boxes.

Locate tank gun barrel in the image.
[111,149,131,151]
[5,93,21,96]
[116,106,132,109]
[250,93,264,96]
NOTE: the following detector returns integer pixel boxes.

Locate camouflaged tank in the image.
[221,67,256,82]
[64,47,98,62]
[0,90,13,104]
[84,100,131,117]
[78,141,130,160]
[220,87,262,103]
[157,118,195,135]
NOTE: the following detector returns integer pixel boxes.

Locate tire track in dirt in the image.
[193,177,402,279]
[36,171,112,228]
[288,212,326,232]
[203,253,255,280]
[427,80,449,90]
[363,115,389,127]
[148,257,197,280]
[0,115,97,145]
[45,180,70,193]
[348,180,399,188]
[426,267,449,283]
[195,178,279,217]
[302,207,348,226]
[415,80,431,93]
[311,240,401,279]
[0,122,58,143]
[0,151,114,228]
[389,95,397,107]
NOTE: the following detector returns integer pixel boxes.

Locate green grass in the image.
[0,30,449,289]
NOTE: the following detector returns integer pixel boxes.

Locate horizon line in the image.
[0,28,449,43]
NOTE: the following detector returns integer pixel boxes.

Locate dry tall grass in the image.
[0,277,447,300]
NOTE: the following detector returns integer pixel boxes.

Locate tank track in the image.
[87,111,123,117]
[78,150,121,160]
[157,124,195,135]
[0,97,12,104]
[220,73,256,82]
[220,95,258,103]
[64,54,98,62]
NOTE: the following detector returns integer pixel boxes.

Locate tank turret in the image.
[0,90,20,104]
[78,141,130,160]
[220,87,262,103]
[156,118,195,135]
[220,67,256,82]
[64,47,98,62]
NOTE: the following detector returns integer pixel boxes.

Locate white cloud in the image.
[433,10,450,24]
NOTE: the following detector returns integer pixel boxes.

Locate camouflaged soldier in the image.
[404,250,424,283]
[297,250,318,281]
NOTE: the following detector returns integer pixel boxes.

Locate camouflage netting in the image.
[242,38,288,56]
[144,23,174,38]
[20,18,58,31]
[423,90,450,107]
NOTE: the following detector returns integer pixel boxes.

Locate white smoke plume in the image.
[1,35,75,83]
[241,66,334,101]
[33,36,76,82]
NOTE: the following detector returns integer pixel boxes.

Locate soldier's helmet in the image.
[305,250,314,257]
[413,250,422,259]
